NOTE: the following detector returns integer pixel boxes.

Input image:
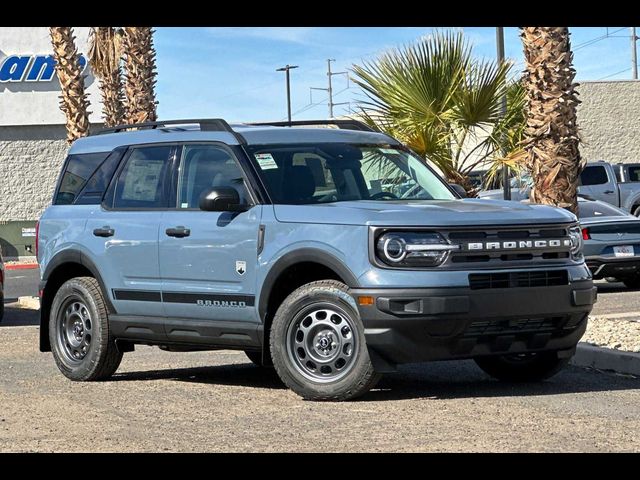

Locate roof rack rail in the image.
[95,118,247,143]
[248,119,375,132]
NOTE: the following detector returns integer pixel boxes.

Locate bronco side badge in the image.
[236,261,246,276]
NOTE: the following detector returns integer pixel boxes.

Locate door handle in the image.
[604,190,615,194]
[166,226,191,238]
[93,226,115,238]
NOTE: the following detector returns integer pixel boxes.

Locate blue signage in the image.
[0,54,87,83]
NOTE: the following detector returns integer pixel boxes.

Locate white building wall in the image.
[576,80,640,164]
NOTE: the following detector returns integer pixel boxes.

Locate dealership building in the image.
[1,27,640,260]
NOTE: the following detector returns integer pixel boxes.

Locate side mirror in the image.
[449,183,468,198]
[199,187,246,212]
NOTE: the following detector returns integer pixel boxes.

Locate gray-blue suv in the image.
[37,119,597,400]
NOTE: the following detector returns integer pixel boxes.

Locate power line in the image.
[597,67,631,80]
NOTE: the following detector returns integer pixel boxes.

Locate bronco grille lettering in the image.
[465,239,570,251]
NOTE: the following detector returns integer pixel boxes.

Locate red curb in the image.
[4,264,39,271]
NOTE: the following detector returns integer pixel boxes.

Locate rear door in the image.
[85,144,175,319]
[579,164,618,205]
[158,143,262,329]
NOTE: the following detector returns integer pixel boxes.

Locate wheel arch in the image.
[39,250,114,352]
[257,248,359,362]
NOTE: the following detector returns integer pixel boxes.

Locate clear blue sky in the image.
[154,27,637,122]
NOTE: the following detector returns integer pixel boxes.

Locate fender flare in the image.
[257,247,360,322]
[623,193,640,214]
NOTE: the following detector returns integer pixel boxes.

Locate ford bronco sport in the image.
[37,119,596,401]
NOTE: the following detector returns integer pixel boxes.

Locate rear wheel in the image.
[632,205,640,217]
[270,280,380,401]
[49,277,122,381]
[474,351,571,382]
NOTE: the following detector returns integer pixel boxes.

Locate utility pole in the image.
[632,27,638,80]
[276,64,298,124]
[310,59,350,118]
[496,27,511,200]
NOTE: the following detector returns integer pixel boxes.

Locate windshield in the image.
[578,200,627,218]
[247,143,455,205]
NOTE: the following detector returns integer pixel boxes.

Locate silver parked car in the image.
[579,197,640,288]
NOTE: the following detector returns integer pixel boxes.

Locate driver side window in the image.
[177,144,248,209]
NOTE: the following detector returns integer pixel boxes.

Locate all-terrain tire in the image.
[49,277,122,381]
[474,351,571,382]
[269,280,381,401]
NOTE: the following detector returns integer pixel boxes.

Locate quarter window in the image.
[112,146,172,209]
[54,152,110,205]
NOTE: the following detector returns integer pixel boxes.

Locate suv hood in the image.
[273,199,577,227]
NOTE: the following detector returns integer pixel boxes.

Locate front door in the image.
[159,143,262,330]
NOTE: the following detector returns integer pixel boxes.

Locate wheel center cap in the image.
[73,323,83,339]
[319,338,329,349]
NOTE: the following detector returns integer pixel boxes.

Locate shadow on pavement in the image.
[110,357,640,399]
[1,303,39,327]
[595,282,636,294]
[112,363,287,390]
[361,361,640,401]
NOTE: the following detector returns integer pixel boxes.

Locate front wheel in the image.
[269,280,380,401]
[474,351,571,382]
[49,277,123,381]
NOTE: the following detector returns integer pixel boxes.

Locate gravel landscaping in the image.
[583,316,640,353]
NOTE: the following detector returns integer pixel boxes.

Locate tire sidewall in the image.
[49,278,107,380]
[270,283,374,399]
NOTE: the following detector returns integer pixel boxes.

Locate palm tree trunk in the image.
[88,27,125,127]
[49,27,91,144]
[521,27,583,214]
[122,27,158,124]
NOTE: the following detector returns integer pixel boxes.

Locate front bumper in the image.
[585,255,640,279]
[352,280,596,369]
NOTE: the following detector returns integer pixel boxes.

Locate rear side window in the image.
[112,146,172,209]
[580,166,608,186]
[54,152,110,205]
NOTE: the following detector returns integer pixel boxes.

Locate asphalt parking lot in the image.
[1,269,639,452]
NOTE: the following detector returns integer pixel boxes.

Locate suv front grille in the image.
[443,224,573,269]
[468,270,568,290]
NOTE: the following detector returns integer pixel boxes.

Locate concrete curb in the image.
[5,263,38,271]
[16,296,40,310]
[572,343,640,377]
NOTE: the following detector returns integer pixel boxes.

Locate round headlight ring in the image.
[383,236,407,263]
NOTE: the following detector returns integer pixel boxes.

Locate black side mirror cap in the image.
[449,183,468,198]
[199,187,248,212]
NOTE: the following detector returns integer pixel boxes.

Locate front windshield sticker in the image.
[255,153,278,170]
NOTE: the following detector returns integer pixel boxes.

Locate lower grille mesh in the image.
[469,270,568,290]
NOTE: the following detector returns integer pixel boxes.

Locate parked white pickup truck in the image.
[478,161,640,216]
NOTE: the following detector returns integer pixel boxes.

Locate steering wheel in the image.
[370,191,398,200]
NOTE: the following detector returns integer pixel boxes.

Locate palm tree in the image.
[521,27,583,214]
[88,27,125,127]
[49,27,91,144]
[122,27,158,124]
[351,31,525,194]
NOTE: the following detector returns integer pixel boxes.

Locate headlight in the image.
[376,231,458,267]
[568,225,583,259]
